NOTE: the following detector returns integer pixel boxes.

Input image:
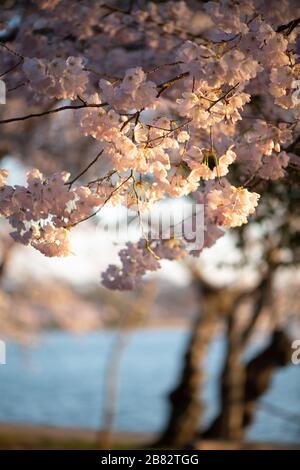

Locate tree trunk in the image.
[202,271,275,439]
[203,314,245,439]
[203,329,291,438]
[243,329,291,428]
[153,294,219,448]
[152,267,249,449]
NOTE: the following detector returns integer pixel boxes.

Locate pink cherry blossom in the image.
[207,183,260,228]
[259,151,290,180]
[0,0,298,290]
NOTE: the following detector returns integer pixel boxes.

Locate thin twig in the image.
[146,119,192,147]
[68,172,133,227]
[87,171,117,187]
[146,61,183,74]
[67,149,104,187]
[0,42,23,59]
[208,83,240,111]
[0,57,23,78]
[120,112,138,131]
[157,71,189,97]
[132,175,160,260]
[7,81,27,92]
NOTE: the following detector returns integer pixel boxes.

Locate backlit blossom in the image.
[259,151,290,180]
[31,226,72,257]
[0,170,8,187]
[184,147,236,180]
[99,67,157,112]
[207,184,260,228]
[23,56,89,100]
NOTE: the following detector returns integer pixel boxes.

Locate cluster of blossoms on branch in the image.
[0,0,300,289]
[0,167,126,256]
[22,56,90,100]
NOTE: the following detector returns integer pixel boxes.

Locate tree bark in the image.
[202,271,275,439]
[202,313,245,439]
[152,293,219,448]
[152,267,234,449]
[153,266,253,449]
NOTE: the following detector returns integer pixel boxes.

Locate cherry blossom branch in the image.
[0,57,23,78]
[146,61,184,75]
[67,150,104,188]
[120,111,139,131]
[146,119,192,147]
[68,172,133,228]
[0,42,23,59]
[100,2,207,42]
[243,169,261,188]
[87,171,117,188]
[157,72,189,97]
[0,102,107,125]
[101,3,134,17]
[7,81,27,92]
[0,0,295,289]
[132,175,160,260]
[208,83,240,111]
[276,17,300,35]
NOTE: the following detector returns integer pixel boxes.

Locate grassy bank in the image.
[0,422,299,450]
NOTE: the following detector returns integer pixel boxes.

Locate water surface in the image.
[0,330,299,443]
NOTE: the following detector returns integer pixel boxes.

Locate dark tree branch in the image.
[67,150,104,188]
[67,172,133,228]
[241,272,274,345]
[157,72,189,97]
[0,102,107,125]
[276,17,300,35]
[0,57,23,78]
[286,133,300,153]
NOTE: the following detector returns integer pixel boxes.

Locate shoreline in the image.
[0,422,299,450]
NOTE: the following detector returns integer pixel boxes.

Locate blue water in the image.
[0,330,299,443]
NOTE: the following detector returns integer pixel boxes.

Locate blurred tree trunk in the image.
[202,270,292,439]
[203,329,291,438]
[97,329,129,450]
[98,283,156,449]
[154,260,287,448]
[152,296,219,448]
[215,313,245,440]
[243,329,291,428]
[153,269,247,449]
